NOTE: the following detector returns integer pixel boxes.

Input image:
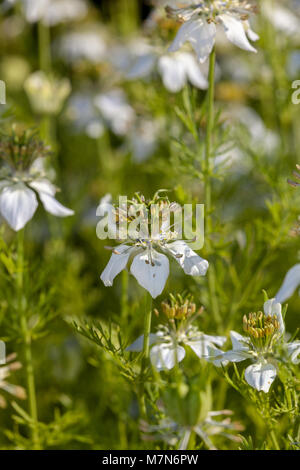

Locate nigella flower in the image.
[57,30,107,65]
[141,382,242,450]
[0,353,26,408]
[0,128,74,231]
[166,0,259,63]
[24,71,71,116]
[125,44,208,92]
[223,299,300,393]
[99,192,209,298]
[17,0,87,26]
[127,295,226,369]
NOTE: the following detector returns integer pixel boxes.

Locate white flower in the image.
[129,119,161,162]
[127,328,226,370]
[100,194,209,298]
[127,47,208,92]
[20,0,87,26]
[262,0,300,37]
[0,132,74,231]
[24,71,71,115]
[223,299,299,392]
[167,1,258,63]
[57,30,107,64]
[275,264,300,303]
[94,90,136,137]
[0,353,26,408]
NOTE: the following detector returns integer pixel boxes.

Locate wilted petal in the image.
[126,334,158,352]
[130,250,169,298]
[219,14,257,53]
[169,19,216,64]
[286,341,300,364]
[263,299,284,335]
[0,183,38,231]
[100,245,134,287]
[150,343,185,370]
[157,55,187,93]
[244,362,277,393]
[275,264,300,303]
[165,240,209,276]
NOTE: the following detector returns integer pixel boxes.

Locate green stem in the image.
[121,270,129,321]
[204,47,221,329]
[138,293,152,418]
[38,21,51,73]
[17,230,40,449]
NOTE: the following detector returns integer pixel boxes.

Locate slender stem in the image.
[142,293,153,361]
[121,270,129,321]
[204,47,222,329]
[138,293,152,418]
[17,230,40,449]
[38,21,51,73]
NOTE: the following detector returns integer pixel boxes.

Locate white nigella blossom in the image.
[262,0,300,37]
[127,296,226,369]
[99,193,209,298]
[223,299,300,393]
[19,0,87,26]
[66,89,136,139]
[57,30,107,64]
[127,46,208,92]
[166,0,259,63]
[24,71,71,116]
[94,90,136,137]
[0,130,74,231]
[129,119,161,162]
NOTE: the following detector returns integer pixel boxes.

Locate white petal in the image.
[150,343,185,370]
[263,299,284,335]
[165,240,209,276]
[29,178,56,196]
[0,183,38,231]
[202,334,227,347]
[38,192,74,217]
[230,330,250,351]
[130,250,169,298]
[169,19,216,64]
[223,349,250,362]
[276,264,300,303]
[177,52,208,89]
[219,14,257,53]
[287,341,300,364]
[100,245,133,287]
[126,334,158,352]
[244,20,259,42]
[157,55,187,93]
[244,362,277,393]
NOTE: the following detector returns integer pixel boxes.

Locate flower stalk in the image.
[17,230,40,449]
[204,46,221,329]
